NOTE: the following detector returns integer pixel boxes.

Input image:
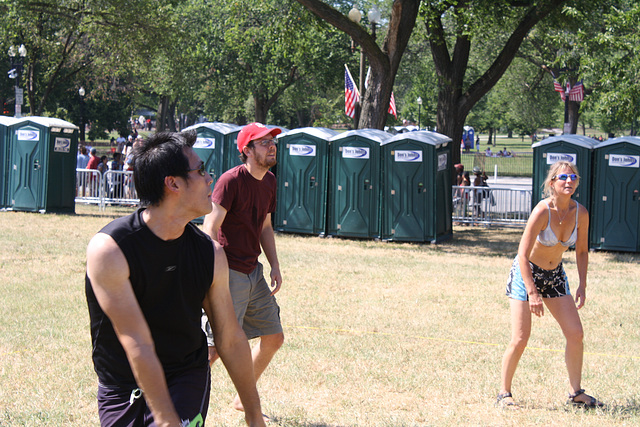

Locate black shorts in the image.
[505,257,570,301]
[97,364,210,426]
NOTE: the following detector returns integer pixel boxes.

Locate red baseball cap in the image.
[237,123,282,153]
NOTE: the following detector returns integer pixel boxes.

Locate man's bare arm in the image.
[202,241,265,427]
[259,213,281,295]
[202,202,228,241]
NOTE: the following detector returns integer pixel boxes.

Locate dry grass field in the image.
[1,206,639,426]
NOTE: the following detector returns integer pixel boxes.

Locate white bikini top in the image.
[536,200,579,247]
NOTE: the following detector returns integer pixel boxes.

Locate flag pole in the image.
[563,82,570,134]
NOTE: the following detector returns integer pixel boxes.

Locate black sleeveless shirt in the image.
[86,209,213,387]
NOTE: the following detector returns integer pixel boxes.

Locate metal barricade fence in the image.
[452,186,531,227]
[75,169,139,210]
[75,169,103,206]
[76,169,529,224]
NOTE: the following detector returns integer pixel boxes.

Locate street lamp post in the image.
[348,6,381,129]
[8,44,27,118]
[78,87,86,142]
[368,6,381,40]
[417,97,423,130]
[348,6,363,129]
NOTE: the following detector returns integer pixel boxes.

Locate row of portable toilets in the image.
[532,135,640,253]
[186,123,640,251]
[184,123,454,244]
[0,115,638,252]
[0,116,79,213]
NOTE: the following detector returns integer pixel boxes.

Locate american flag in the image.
[344,64,359,118]
[365,67,397,118]
[553,79,565,101]
[388,92,397,118]
[568,80,584,102]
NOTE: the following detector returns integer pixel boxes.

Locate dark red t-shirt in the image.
[87,155,100,170]
[212,165,276,274]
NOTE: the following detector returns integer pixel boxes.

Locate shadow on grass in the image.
[601,251,640,264]
[557,398,640,419]
[276,226,523,258]
[442,226,521,257]
[74,204,138,218]
[271,419,346,427]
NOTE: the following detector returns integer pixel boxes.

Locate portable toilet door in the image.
[590,136,640,252]
[531,135,597,210]
[183,122,240,183]
[380,131,453,243]
[0,116,20,209]
[274,127,337,235]
[221,125,244,172]
[327,129,390,238]
[7,117,78,213]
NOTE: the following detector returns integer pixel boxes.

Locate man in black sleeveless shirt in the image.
[86,131,265,426]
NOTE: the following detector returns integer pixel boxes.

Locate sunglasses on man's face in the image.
[254,138,277,147]
[553,173,579,181]
[187,162,206,176]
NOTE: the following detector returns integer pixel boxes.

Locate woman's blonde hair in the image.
[542,161,580,197]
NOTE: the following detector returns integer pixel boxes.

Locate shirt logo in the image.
[165,265,177,272]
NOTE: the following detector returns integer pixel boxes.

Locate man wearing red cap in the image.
[202,122,284,417]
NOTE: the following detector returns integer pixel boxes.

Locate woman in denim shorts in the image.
[497,161,603,408]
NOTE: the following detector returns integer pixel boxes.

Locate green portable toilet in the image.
[6,117,78,213]
[380,131,453,243]
[590,136,640,252]
[531,135,597,210]
[327,129,391,238]
[0,116,20,209]
[184,122,241,183]
[274,127,337,235]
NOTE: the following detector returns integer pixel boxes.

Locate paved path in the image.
[488,176,532,189]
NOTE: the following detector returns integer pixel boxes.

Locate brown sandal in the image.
[567,389,604,408]
[496,392,516,406]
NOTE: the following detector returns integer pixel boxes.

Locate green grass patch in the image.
[1,207,638,425]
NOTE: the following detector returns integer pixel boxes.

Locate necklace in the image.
[555,206,570,224]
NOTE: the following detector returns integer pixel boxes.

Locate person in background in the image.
[77,145,90,169]
[85,147,101,196]
[116,134,126,154]
[85,130,265,426]
[498,161,603,408]
[454,163,465,186]
[106,152,124,199]
[202,123,284,422]
[87,147,100,170]
[97,155,108,174]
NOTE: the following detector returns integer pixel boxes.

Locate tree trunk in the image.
[254,95,267,124]
[166,98,178,132]
[427,0,567,166]
[157,96,169,132]
[566,100,580,134]
[437,87,466,162]
[296,0,419,130]
[296,110,305,128]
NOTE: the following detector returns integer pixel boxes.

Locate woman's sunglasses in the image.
[553,173,579,181]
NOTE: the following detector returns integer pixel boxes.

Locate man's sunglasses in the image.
[553,173,579,181]
[187,162,206,176]
[254,138,277,147]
